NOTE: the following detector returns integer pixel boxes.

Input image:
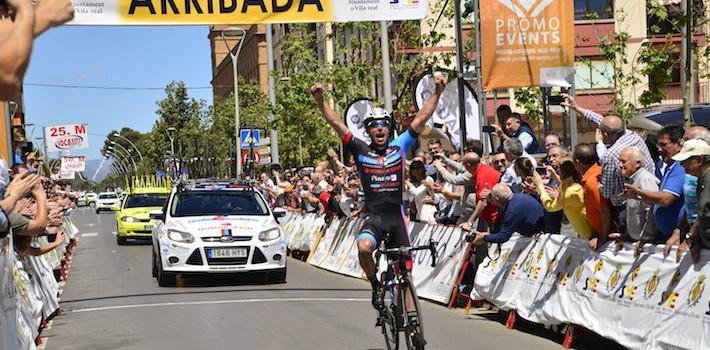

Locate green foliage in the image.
[512,87,543,122]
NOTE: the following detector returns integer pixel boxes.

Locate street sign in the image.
[156,171,165,178]
[44,124,89,152]
[240,129,261,150]
[242,151,261,165]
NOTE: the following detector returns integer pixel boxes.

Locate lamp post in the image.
[106,151,130,174]
[109,142,138,170]
[111,133,144,162]
[220,26,247,178]
[107,145,136,171]
[166,127,178,180]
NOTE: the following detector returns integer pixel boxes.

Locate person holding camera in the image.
[491,113,540,155]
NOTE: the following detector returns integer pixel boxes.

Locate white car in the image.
[150,180,287,287]
[95,192,120,213]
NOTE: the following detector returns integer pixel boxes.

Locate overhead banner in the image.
[60,156,86,172]
[44,124,89,152]
[69,0,430,25]
[480,0,575,90]
[472,234,710,350]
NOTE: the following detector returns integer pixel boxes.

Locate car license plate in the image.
[144,225,153,231]
[209,248,247,259]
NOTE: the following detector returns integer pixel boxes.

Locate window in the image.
[574,0,613,20]
[575,60,613,89]
[171,191,269,217]
[124,193,168,209]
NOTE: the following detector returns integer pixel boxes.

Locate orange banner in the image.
[481,0,575,90]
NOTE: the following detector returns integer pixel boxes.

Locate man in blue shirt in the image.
[468,183,545,245]
[623,125,686,245]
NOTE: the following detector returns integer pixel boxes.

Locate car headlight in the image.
[121,216,140,223]
[258,227,281,242]
[167,229,194,244]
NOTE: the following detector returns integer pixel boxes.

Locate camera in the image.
[548,95,564,106]
[482,126,496,133]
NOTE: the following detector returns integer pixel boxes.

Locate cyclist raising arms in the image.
[310,74,446,327]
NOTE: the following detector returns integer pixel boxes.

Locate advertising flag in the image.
[480,0,575,90]
[69,0,430,25]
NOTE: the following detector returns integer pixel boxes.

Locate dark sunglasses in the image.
[366,120,390,129]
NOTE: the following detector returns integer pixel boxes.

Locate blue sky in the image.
[23,25,214,160]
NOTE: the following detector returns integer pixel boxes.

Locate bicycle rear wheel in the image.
[399,278,426,350]
[380,274,399,350]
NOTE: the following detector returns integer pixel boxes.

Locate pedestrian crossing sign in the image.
[240,129,261,150]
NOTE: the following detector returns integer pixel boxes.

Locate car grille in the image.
[186,249,203,265]
[139,218,151,223]
[206,247,250,266]
[251,247,267,264]
[201,236,252,243]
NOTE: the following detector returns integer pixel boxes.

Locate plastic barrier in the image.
[0,216,79,350]
[280,214,470,304]
[471,233,710,350]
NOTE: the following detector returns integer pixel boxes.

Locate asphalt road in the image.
[42,208,578,350]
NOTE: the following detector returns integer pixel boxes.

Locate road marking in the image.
[111,231,117,236]
[70,298,369,313]
[81,233,98,237]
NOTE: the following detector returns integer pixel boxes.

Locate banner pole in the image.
[380,21,393,112]
[473,0,488,155]
[454,0,467,156]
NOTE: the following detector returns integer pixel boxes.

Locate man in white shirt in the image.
[500,138,537,193]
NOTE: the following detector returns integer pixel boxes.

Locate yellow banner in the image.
[480,0,575,90]
[69,0,430,25]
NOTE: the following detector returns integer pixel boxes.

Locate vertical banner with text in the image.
[480,0,575,90]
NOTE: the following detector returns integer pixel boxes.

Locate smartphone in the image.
[482,126,496,133]
[535,166,548,176]
[433,122,444,129]
[548,95,564,105]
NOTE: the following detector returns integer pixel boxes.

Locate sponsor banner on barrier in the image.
[69,0,430,25]
[44,124,89,152]
[472,233,710,350]
[480,0,575,89]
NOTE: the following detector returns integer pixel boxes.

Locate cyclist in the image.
[310,74,446,327]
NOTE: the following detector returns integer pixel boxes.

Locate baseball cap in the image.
[672,139,710,161]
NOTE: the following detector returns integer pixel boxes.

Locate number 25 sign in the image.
[44,124,90,152]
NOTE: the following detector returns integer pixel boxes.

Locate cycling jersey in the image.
[342,128,418,247]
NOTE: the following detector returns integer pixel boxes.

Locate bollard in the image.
[562,325,575,348]
[505,310,517,329]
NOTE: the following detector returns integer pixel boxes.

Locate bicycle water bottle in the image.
[388,280,396,300]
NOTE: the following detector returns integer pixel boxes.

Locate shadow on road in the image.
[467,311,628,350]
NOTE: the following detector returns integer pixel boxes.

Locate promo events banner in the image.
[471,234,710,350]
[69,0,430,25]
[480,0,575,90]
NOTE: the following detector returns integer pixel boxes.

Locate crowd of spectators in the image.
[258,93,710,267]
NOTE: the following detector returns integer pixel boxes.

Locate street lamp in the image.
[107,146,135,172]
[166,127,178,179]
[111,133,144,162]
[109,142,138,170]
[220,26,247,178]
[106,151,131,174]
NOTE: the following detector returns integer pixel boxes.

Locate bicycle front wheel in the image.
[399,278,426,350]
[380,273,399,350]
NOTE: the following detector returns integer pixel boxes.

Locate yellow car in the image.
[116,187,170,245]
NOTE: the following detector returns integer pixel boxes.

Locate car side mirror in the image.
[149,211,165,221]
[273,208,287,221]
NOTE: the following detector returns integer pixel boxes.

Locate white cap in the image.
[672,139,710,161]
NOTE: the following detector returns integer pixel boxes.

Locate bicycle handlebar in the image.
[380,240,438,268]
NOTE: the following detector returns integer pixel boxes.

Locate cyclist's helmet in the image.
[363,108,392,130]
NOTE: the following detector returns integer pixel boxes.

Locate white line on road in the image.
[70,298,369,313]
[81,233,98,237]
[111,231,117,236]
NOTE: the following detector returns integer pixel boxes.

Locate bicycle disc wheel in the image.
[399,278,426,350]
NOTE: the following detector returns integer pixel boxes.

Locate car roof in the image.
[630,104,710,133]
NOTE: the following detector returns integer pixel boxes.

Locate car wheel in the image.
[95,209,100,214]
[152,250,158,278]
[89,202,96,208]
[157,253,176,287]
[268,268,287,283]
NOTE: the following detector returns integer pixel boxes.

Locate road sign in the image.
[156,171,165,178]
[242,151,261,165]
[240,129,261,150]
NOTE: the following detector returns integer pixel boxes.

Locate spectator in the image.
[276,185,300,213]
[467,183,545,245]
[665,126,710,258]
[490,152,508,174]
[672,139,710,262]
[543,134,561,153]
[492,113,540,154]
[532,157,594,239]
[406,160,436,223]
[432,153,476,225]
[619,147,659,245]
[500,138,537,193]
[623,125,685,247]
[563,94,655,245]
[540,145,567,234]
[0,172,40,237]
[496,104,512,127]
[463,139,484,157]
[0,0,74,99]
[573,143,611,239]
[456,152,502,232]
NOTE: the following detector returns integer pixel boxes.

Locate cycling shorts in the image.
[356,212,411,249]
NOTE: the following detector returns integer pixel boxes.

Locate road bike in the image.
[374,235,437,350]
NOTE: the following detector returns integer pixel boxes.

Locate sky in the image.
[23,25,215,160]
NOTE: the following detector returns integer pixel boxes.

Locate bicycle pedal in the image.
[375,317,383,327]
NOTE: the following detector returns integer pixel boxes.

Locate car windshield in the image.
[124,193,168,209]
[99,194,118,199]
[171,191,269,217]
